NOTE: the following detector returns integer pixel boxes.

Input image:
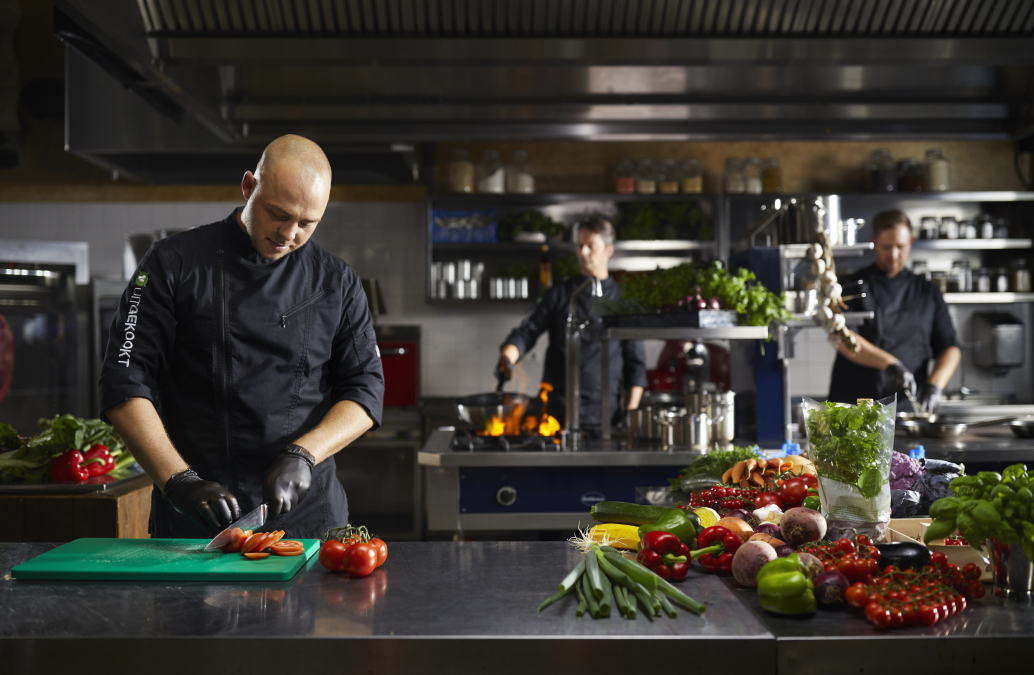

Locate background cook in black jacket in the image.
[828,210,961,413]
[100,135,385,538]
[498,216,647,429]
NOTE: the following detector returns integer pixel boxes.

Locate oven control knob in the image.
[496,486,517,507]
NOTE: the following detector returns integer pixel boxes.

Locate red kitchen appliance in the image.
[376,325,420,408]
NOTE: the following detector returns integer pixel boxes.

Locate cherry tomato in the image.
[866,603,892,627]
[712,487,727,498]
[962,563,981,581]
[319,540,348,572]
[834,538,856,556]
[845,583,869,608]
[955,594,967,613]
[868,546,881,563]
[901,602,919,625]
[888,606,904,627]
[754,492,784,510]
[799,473,818,488]
[780,477,809,507]
[929,551,949,572]
[919,604,940,626]
[966,580,986,599]
[344,542,379,577]
[368,537,388,567]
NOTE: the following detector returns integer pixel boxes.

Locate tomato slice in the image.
[271,547,304,556]
[271,540,304,551]
[243,552,270,559]
[265,531,284,548]
[240,533,264,554]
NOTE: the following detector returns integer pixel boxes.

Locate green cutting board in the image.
[12,538,321,581]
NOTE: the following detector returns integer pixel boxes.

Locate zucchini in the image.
[590,501,677,525]
[679,474,724,494]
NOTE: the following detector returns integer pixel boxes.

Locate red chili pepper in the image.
[691,526,742,574]
[82,444,115,476]
[636,530,690,582]
[48,450,90,483]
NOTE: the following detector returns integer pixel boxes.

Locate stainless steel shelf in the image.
[785,311,873,327]
[433,240,713,252]
[778,243,873,257]
[912,239,1032,250]
[731,192,1034,203]
[612,240,715,251]
[943,292,1034,304]
[430,193,718,207]
[602,326,769,340]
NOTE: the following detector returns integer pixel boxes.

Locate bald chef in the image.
[100,135,385,538]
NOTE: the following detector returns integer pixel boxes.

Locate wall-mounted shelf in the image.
[912,239,1032,250]
[433,240,715,253]
[943,293,1034,304]
[785,312,874,327]
[430,193,717,207]
[779,243,874,258]
[728,192,1034,204]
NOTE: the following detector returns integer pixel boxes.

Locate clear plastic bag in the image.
[803,395,897,542]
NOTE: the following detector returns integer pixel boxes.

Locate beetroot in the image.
[780,507,827,546]
[796,552,824,580]
[731,541,778,588]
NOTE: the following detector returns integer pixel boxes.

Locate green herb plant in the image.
[924,464,1034,562]
[498,210,565,240]
[805,400,895,495]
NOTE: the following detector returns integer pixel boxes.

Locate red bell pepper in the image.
[635,530,691,582]
[691,525,743,574]
[82,444,115,476]
[48,450,90,483]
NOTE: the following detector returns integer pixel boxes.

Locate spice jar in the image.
[948,259,971,293]
[923,148,951,192]
[761,159,782,193]
[931,271,948,292]
[919,216,940,240]
[745,157,763,194]
[614,160,636,194]
[1008,259,1031,292]
[995,217,1011,238]
[636,159,657,194]
[505,150,535,194]
[447,150,475,193]
[723,158,746,193]
[974,268,991,293]
[897,158,923,192]
[994,268,1010,293]
[869,149,896,192]
[912,259,931,281]
[476,150,505,194]
[657,159,680,194]
[960,219,978,239]
[978,214,995,239]
[679,158,703,193]
[939,216,959,240]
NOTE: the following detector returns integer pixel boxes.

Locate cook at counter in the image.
[496,216,647,432]
[99,135,385,539]
[829,209,961,412]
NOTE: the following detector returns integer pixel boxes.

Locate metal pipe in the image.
[564,276,602,448]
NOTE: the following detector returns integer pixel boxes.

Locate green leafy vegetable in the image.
[805,400,894,487]
[498,210,565,240]
[0,423,21,450]
[669,446,764,491]
[0,415,133,482]
[616,202,707,241]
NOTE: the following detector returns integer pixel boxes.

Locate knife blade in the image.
[204,503,268,551]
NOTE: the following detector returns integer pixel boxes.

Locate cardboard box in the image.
[887,518,991,582]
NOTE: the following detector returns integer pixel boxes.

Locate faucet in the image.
[563,276,603,450]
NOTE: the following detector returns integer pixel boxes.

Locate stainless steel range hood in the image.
[54,0,1034,183]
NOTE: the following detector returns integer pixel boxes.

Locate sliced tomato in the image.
[265,531,284,548]
[243,552,270,559]
[240,533,264,554]
[272,547,304,556]
[274,540,304,548]
[271,540,304,551]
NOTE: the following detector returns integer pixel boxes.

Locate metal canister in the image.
[711,391,736,445]
[684,413,710,451]
[990,537,1033,598]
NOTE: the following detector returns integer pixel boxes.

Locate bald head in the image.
[237,135,332,260]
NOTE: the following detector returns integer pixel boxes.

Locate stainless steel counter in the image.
[894,426,1034,464]
[2,542,1032,675]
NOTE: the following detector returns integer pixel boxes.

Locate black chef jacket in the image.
[828,264,959,404]
[99,209,385,539]
[503,274,648,429]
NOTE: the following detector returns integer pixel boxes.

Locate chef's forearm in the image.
[105,397,189,490]
[627,386,644,410]
[835,330,899,370]
[292,400,374,464]
[928,346,961,389]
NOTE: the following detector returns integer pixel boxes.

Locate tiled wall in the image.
[0,200,549,398]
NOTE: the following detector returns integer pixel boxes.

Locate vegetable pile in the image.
[669,445,767,493]
[0,416,137,483]
[319,524,388,578]
[923,464,1034,561]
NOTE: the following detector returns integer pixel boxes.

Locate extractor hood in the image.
[53,0,1034,184]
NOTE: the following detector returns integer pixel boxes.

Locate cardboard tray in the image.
[887,517,991,582]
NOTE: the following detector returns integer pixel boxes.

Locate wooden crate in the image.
[888,517,991,582]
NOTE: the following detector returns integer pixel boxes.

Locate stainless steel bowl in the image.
[456,392,530,432]
[1009,418,1034,439]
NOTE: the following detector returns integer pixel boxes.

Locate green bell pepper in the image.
[756,554,816,616]
[638,509,698,550]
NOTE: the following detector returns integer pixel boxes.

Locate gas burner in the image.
[451,429,559,452]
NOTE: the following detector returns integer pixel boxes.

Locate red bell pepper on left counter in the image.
[47,444,115,483]
[691,525,743,573]
[636,530,691,582]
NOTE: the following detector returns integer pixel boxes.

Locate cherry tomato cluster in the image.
[684,485,761,511]
[845,561,984,628]
[943,535,970,547]
[319,524,388,577]
[799,535,882,583]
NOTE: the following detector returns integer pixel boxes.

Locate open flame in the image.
[475,383,561,440]
[522,383,562,440]
[477,401,525,436]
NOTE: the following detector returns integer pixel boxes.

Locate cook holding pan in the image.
[495,216,648,433]
[828,209,961,413]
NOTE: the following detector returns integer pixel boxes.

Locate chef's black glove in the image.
[493,354,512,385]
[162,468,241,534]
[263,444,316,520]
[886,361,917,398]
[918,383,944,414]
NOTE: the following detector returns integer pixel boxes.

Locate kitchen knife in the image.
[204,503,268,551]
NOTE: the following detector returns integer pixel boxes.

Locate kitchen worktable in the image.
[2,542,1032,675]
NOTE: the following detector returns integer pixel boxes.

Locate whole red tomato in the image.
[799,473,818,488]
[319,540,348,572]
[344,542,379,577]
[753,492,784,510]
[368,537,388,567]
[780,477,809,507]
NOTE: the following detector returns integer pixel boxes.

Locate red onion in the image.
[813,571,850,609]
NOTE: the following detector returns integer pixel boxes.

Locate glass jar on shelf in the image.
[948,259,971,293]
[919,216,940,240]
[994,268,1010,293]
[995,217,1011,238]
[636,159,657,194]
[680,159,703,193]
[614,160,636,194]
[897,158,924,192]
[974,268,991,293]
[476,150,505,194]
[960,219,978,239]
[931,271,948,292]
[723,158,746,193]
[761,159,782,193]
[912,259,931,281]
[505,150,535,194]
[1008,259,1031,292]
[869,149,896,192]
[978,213,995,239]
[447,149,475,193]
[745,157,763,194]
[657,160,680,194]
[923,148,951,192]
[940,216,959,240]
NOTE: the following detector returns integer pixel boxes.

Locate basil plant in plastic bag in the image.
[803,395,896,542]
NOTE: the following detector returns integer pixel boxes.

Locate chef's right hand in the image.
[886,361,917,397]
[162,469,241,533]
[494,354,512,384]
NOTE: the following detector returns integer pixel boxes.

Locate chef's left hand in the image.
[263,445,316,520]
[918,383,944,414]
